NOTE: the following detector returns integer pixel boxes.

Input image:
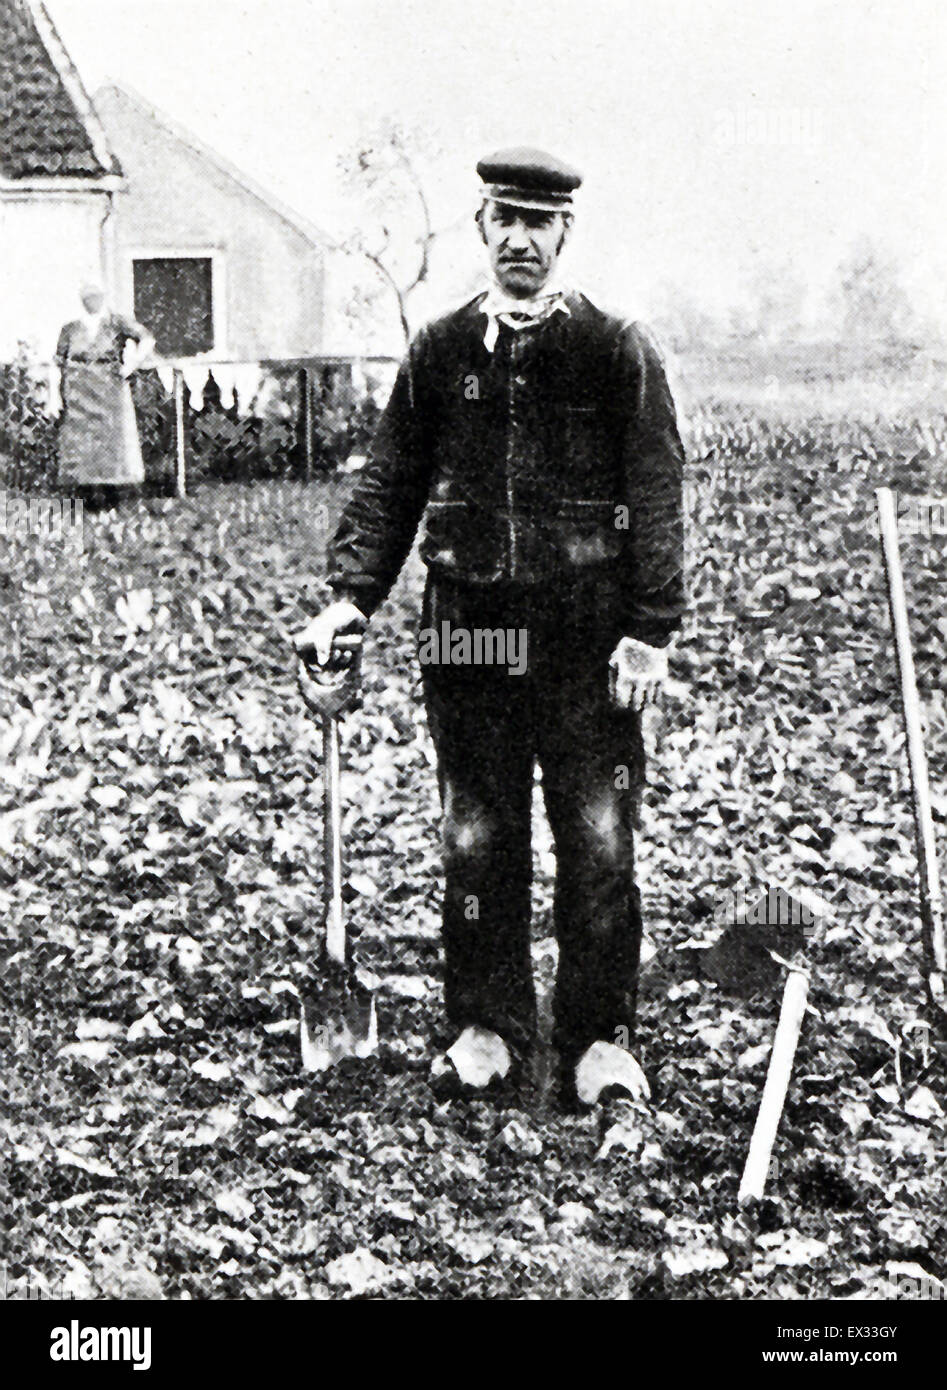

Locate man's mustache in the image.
[500,256,541,266]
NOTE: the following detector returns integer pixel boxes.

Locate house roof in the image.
[0,0,120,180]
[96,81,335,250]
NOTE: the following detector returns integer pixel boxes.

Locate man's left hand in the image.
[608,637,669,711]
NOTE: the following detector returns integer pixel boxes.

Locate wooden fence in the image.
[0,354,399,494]
[164,356,398,496]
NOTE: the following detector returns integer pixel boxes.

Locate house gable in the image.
[0,0,119,181]
[96,82,328,357]
[95,82,330,248]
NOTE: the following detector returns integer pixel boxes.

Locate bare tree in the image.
[338,121,448,346]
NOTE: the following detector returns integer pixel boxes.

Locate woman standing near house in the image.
[50,284,155,506]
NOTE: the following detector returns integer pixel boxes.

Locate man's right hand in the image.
[294,600,367,669]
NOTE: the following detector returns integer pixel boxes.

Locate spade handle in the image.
[738,966,810,1204]
[322,713,345,965]
[296,642,362,720]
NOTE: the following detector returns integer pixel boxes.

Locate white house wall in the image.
[0,190,109,361]
[97,90,324,359]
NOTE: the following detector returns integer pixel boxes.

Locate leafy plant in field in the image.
[2,402,947,1300]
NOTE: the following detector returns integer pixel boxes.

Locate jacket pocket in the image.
[549,499,623,566]
[419,500,505,579]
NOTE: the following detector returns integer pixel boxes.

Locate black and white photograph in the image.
[1,0,946,1340]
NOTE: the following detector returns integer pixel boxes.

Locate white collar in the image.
[480,280,571,351]
[80,309,108,338]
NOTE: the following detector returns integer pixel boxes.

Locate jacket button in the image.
[514,374,526,386]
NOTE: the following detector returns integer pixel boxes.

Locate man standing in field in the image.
[296,149,685,1108]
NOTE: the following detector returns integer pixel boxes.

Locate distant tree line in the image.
[649,238,937,355]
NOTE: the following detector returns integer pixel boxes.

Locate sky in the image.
[45,0,947,342]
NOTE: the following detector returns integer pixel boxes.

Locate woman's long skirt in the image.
[58,363,145,487]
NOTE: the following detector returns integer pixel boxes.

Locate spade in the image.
[296,641,377,1072]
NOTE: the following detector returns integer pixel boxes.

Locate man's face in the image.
[479,201,571,297]
[81,288,105,315]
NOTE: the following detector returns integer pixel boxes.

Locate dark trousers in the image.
[420,571,646,1066]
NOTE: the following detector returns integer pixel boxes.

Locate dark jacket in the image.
[328,290,685,646]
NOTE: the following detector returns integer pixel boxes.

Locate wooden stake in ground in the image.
[173,368,187,499]
[738,966,810,1205]
[876,487,947,1014]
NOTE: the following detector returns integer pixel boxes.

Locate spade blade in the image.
[299,957,378,1072]
[703,889,809,999]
